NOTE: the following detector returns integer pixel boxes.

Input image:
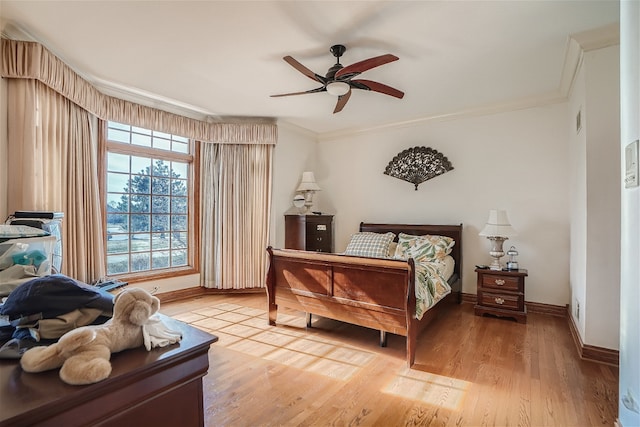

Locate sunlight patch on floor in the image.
[172,312,207,323]
[382,368,470,410]
[181,302,374,380]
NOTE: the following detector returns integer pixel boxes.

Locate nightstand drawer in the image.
[482,274,521,291]
[306,235,330,252]
[479,291,521,311]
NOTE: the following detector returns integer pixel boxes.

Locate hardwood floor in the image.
[160,293,618,427]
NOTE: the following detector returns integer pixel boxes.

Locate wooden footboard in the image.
[266,248,422,365]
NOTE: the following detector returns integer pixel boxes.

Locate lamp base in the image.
[486,236,508,270]
[489,258,503,271]
[302,190,316,214]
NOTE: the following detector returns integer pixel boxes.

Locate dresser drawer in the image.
[478,291,522,311]
[482,274,521,291]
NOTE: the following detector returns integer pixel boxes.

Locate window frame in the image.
[99,120,200,282]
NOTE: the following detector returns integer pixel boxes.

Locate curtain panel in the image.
[200,143,273,289]
[7,79,106,282]
[1,38,278,145]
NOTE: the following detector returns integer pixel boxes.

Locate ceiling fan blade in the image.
[333,89,352,114]
[283,56,325,83]
[334,54,399,79]
[271,87,326,97]
[351,79,404,99]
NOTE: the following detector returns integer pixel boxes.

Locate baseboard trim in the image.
[567,307,619,367]
[156,287,205,303]
[525,301,567,317]
[156,286,265,303]
[461,292,477,304]
[461,293,566,317]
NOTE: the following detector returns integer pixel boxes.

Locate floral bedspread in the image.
[414,260,452,320]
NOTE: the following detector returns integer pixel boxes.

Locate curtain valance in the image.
[1,38,277,144]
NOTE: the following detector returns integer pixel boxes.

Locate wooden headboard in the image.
[359,222,463,291]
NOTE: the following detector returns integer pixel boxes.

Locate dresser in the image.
[474,268,528,323]
[285,214,334,253]
[0,316,217,427]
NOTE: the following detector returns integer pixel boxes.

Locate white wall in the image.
[568,44,621,351]
[619,1,640,425]
[584,45,620,349]
[269,123,318,248]
[313,104,570,305]
[568,60,588,338]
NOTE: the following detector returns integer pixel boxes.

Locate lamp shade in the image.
[479,209,517,237]
[296,171,321,192]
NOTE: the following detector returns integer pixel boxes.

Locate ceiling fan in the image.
[271,44,404,114]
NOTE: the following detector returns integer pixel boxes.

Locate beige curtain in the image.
[200,143,273,289]
[7,79,106,282]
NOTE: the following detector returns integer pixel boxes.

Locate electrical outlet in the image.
[575,300,580,320]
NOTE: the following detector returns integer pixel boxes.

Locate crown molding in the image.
[1,20,32,40]
[559,22,620,99]
[572,22,620,52]
[90,77,214,121]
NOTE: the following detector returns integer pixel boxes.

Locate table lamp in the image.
[296,171,321,213]
[479,209,517,270]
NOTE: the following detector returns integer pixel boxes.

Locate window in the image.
[102,121,197,278]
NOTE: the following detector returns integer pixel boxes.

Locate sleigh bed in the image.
[266,223,463,367]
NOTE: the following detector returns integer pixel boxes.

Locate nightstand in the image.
[474,268,528,323]
[284,214,334,253]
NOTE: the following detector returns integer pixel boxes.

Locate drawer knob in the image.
[495,297,505,305]
[495,279,505,286]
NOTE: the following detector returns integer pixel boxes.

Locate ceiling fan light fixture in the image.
[326,81,350,96]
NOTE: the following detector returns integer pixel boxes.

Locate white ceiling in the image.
[0,1,620,137]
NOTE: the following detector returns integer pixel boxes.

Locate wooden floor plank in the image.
[160,293,618,427]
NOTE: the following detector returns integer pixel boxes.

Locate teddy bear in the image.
[20,287,172,385]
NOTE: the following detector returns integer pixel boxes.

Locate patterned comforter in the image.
[414,260,452,320]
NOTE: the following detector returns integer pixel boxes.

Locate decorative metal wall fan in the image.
[384,146,454,190]
[271,44,404,113]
